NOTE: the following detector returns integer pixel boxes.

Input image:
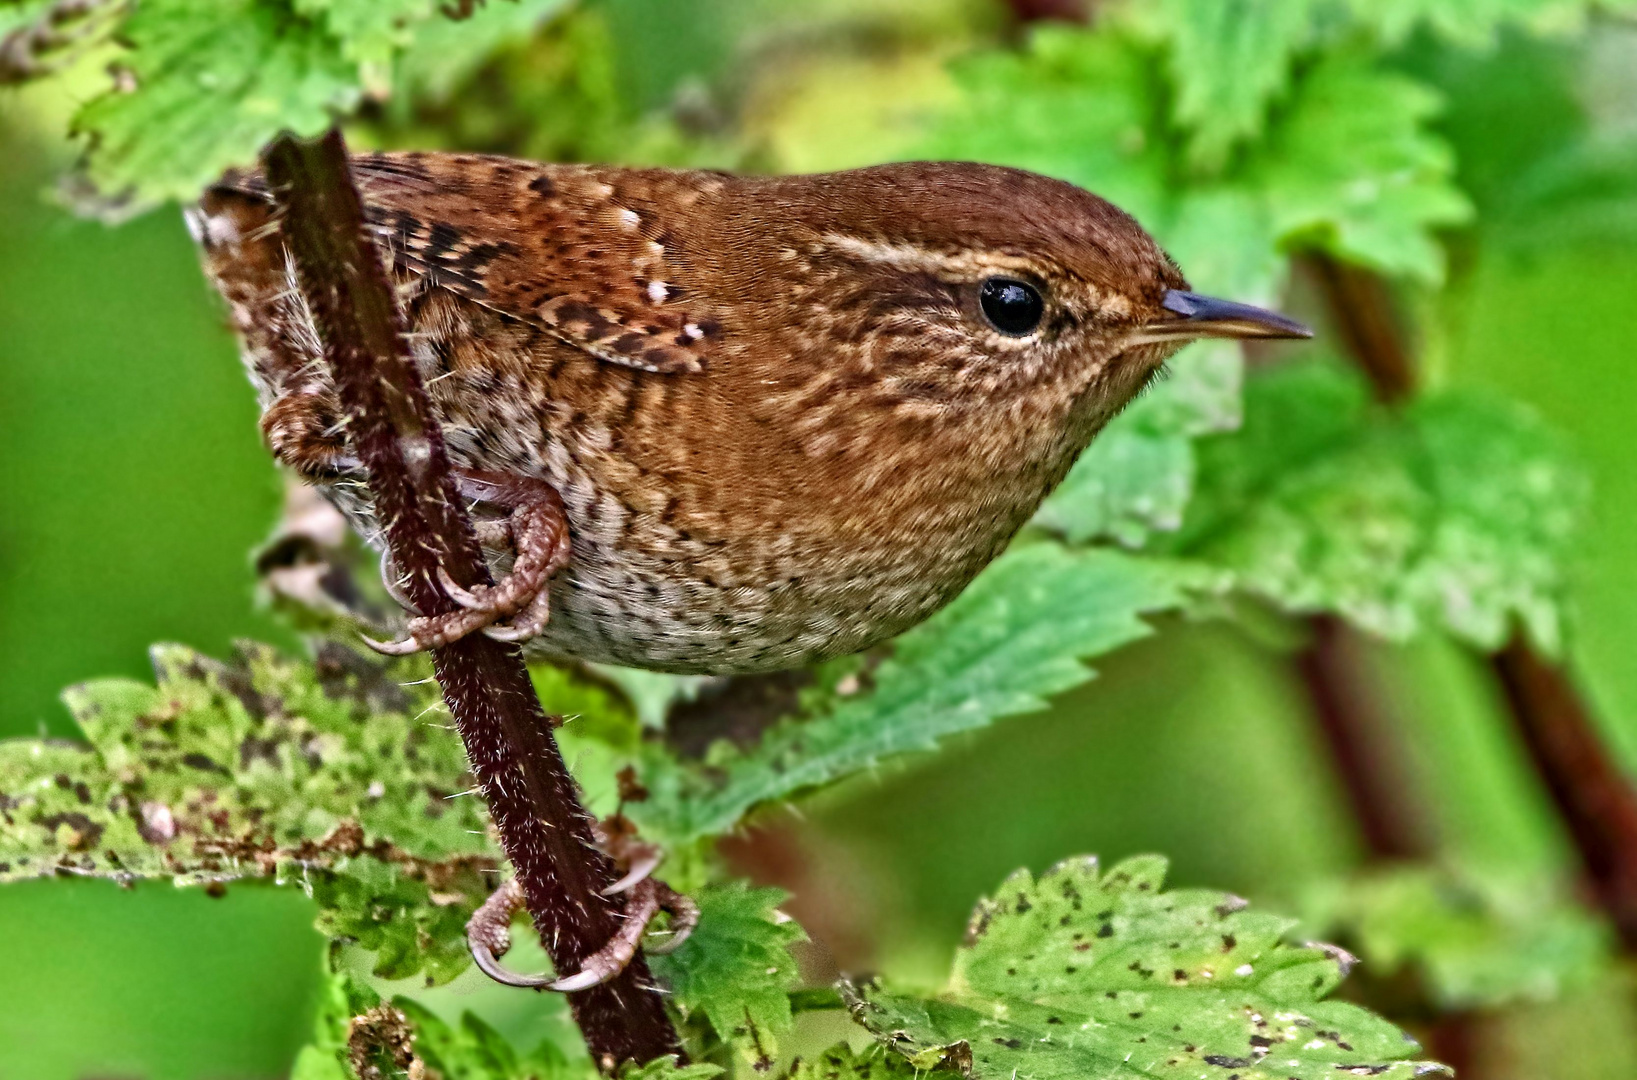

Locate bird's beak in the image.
[1128,290,1313,344]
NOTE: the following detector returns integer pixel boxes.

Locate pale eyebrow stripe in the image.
[819,233,1041,278]
[818,233,1132,317]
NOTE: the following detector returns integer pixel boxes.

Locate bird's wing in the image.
[220,151,725,375]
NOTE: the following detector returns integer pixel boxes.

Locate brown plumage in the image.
[191,151,1307,674]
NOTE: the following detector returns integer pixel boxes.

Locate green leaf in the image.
[648,883,806,1068]
[591,666,717,731]
[916,25,1168,222]
[630,545,1193,844]
[73,0,360,203]
[846,854,1448,1080]
[1154,0,1317,171]
[67,0,560,203]
[789,1044,931,1080]
[397,998,582,1080]
[1347,0,1635,46]
[621,1056,724,1080]
[294,0,435,68]
[390,0,570,99]
[1177,361,1588,652]
[1253,55,1473,283]
[0,642,500,983]
[293,971,591,1080]
[1302,867,1613,1010]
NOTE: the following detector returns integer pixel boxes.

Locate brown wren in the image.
[192,152,1308,674]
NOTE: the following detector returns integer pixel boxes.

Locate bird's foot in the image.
[467,874,698,992]
[365,474,569,655]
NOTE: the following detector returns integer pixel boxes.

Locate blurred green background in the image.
[3,2,1637,1078]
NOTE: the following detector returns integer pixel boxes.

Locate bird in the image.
[191,151,1309,676]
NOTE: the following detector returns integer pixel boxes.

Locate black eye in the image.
[978,277,1045,336]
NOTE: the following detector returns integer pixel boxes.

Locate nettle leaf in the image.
[1302,867,1613,1010]
[73,0,360,203]
[1346,0,1637,46]
[292,972,591,1080]
[917,25,1168,222]
[0,642,502,983]
[294,0,435,68]
[1253,54,1473,283]
[789,1044,929,1080]
[630,545,1194,844]
[390,0,571,99]
[846,855,1448,1080]
[1175,361,1587,652]
[1150,0,1317,171]
[67,0,543,203]
[648,883,806,1068]
[621,1057,725,1080]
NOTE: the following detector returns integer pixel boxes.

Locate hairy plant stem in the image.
[262,128,680,1070]
[1306,251,1637,951]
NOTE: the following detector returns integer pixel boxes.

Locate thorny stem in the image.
[262,128,680,1070]
[1306,251,1637,951]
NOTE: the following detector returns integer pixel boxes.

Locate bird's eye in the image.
[978,277,1045,336]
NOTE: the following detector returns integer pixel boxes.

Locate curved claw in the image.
[469,937,563,990]
[467,877,670,994]
[436,565,490,611]
[602,847,663,896]
[379,554,420,613]
[361,631,427,656]
[642,888,699,955]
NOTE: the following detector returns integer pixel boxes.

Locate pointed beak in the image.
[1129,290,1313,344]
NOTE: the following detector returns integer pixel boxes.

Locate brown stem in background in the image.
[1305,251,1637,953]
[1303,255,1415,403]
[1493,639,1637,948]
[1004,0,1090,24]
[262,129,679,1070]
[1294,615,1430,860]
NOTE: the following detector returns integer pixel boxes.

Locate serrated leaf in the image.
[68,0,556,203]
[1302,867,1613,1010]
[294,0,435,67]
[73,0,360,203]
[390,0,570,99]
[846,855,1448,1080]
[916,25,1168,222]
[1347,0,1635,46]
[1253,55,1473,283]
[789,1044,931,1080]
[629,545,1194,844]
[293,971,590,1080]
[621,1056,724,1080]
[648,883,805,1067]
[0,642,501,983]
[1155,0,1317,171]
[1177,362,1587,652]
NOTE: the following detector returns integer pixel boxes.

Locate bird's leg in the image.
[467,816,697,990]
[364,472,569,655]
